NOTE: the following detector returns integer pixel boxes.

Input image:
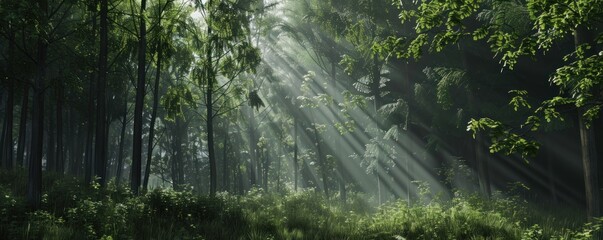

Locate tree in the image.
[28,0,49,210]
[132,0,148,195]
[144,0,176,192]
[385,0,603,217]
[94,0,109,186]
[192,0,261,196]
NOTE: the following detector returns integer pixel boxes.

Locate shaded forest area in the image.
[0,0,603,239]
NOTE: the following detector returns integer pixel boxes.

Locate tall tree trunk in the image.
[28,0,48,209]
[331,61,346,202]
[144,29,162,192]
[131,0,147,195]
[276,146,281,191]
[84,0,98,185]
[248,107,258,187]
[116,91,128,186]
[462,50,491,198]
[236,151,244,195]
[17,83,29,167]
[55,81,64,173]
[1,29,15,170]
[71,120,85,175]
[263,149,269,191]
[337,158,346,202]
[574,26,600,220]
[207,71,216,195]
[311,121,329,197]
[206,8,217,196]
[222,122,230,192]
[171,117,185,190]
[94,0,109,187]
[293,117,298,191]
[194,141,202,192]
[579,115,599,219]
[84,83,95,183]
[47,104,56,171]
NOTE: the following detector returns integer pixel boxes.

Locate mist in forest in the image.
[0,0,602,239]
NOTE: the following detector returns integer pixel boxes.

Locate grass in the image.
[0,169,600,240]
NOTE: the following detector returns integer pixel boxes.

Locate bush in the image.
[0,185,26,238]
[0,170,601,240]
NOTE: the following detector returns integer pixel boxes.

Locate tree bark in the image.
[93,0,109,187]
[47,104,56,171]
[131,0,147,195]
[16,82,29,167]
[579,115,599,219]
[311,120,329,197]
[28,0,48,209]
[331,61,346,202]
[463,51,491,198]
[1,29,15,170]
[171,117,185,190]
[248,107,257,187]
[207,27,217,197]
[263,148,269,191]
[115,95,128,186]
[55,80,64,173]
[84,0,98,185]
[144,26,162,192]
[70,119,85,175]
[293,117,298,191]
[222,122,230,191]
[475,131,491,197]
[574,26,600,220]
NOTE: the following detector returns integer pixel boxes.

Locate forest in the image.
[0,0,602,239]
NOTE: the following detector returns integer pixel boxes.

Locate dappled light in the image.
[0,0,602,239]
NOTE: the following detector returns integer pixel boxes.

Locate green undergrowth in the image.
[0,170,600,239]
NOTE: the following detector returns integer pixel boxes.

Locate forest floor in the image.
[0,169,599,240]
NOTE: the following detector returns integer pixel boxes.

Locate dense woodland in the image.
[0,0,603,239]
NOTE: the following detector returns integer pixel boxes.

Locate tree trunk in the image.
[293,118,299,191]
[579,115,600,219]
[377,175,382,205]
[84,82,95,183]
[338,162,346,203]
[574,26,600,220]
[131,0,147,195]
[71,120,85,175]
[206,6,218,196]
[84,0,98,185]
[171,117,185,190]
[55,80,64,173]
[0,80,13,170]
[144,27,162,192]
[247,106,258,187]
[263,149,269,191]
[16,82,29,167]
[1,29,15,170]
[331,61,346,203]
[47,104,56,171]
[94,0,109,187]
[475,131,491,197]
[222,122,230,192]
[276,146,281,191]
[115,96,128,186]
[311,121,329,197]
[28,0,47,209]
